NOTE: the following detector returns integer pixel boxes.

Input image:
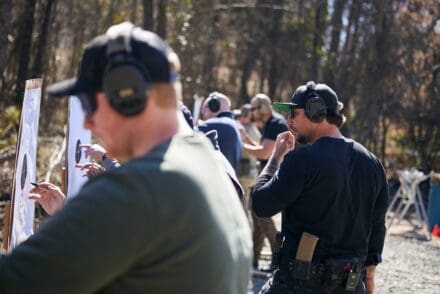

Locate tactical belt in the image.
[274,231,364,292]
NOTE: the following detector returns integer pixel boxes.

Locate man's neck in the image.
[310,124,343,143]
[216,111,233,119]
[119,108,179,162]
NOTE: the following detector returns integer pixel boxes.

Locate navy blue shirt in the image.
[251,137,389,266]
[198,112,243,171]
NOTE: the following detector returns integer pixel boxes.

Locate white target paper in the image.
[10,79,42,249]
[192,95,203,125]
[66,97,91,199]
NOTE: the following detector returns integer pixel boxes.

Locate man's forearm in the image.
[365,265,376,294]
[242,133,258,146]
[261,156,280,177]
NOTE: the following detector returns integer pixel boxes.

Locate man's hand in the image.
[29,182,66,215]
[76,162,105,179]
[272,131,295,161]
[365,265,376,294]
[80,144,107,161]
[260,131,295,176]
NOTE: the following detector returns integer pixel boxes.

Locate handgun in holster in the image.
[271,231,284,271]
[292,232,319,280]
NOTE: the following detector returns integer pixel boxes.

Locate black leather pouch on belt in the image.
[271,231,284,271]
[292,232,319,280]
[324,258,363,291]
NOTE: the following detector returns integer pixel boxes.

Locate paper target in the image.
[66,97,91,199]
[9,79,42,250]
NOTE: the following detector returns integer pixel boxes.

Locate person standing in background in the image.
[242,93,288,269]
[198,92,243,171]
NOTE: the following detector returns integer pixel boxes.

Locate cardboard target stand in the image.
[3,80,91,251]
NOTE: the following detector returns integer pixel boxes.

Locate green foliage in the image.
[0,106,20,149]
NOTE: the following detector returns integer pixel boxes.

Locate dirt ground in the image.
[250,214,440,293]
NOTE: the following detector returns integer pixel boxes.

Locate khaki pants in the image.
[238,163,276,267]
[252,211,276,266]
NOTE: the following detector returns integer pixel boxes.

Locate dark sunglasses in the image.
[251,106,260,111]
[288,107,299,119]
[77,92,97,116]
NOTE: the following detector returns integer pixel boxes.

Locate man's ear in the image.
[260,103,270,114]
[95,92,106,110]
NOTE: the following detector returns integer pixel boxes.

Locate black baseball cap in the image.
[273,81,343,114]
[47,22,173,97]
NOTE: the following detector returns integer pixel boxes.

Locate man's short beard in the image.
[296,134,310,145]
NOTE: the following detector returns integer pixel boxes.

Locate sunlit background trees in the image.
[0,0,439,171]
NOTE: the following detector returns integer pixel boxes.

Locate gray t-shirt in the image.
[0,133,252,293]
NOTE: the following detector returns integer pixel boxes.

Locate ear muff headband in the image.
[104,25,152,116]
[304,82,326,123]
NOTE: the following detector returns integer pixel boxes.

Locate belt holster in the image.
[292,232,319,280]
[323,258,363,292]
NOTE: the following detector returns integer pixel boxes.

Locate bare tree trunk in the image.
[31,0,55,78]
[156,0,167,38]
[310,0,327,79]
[380,116,388,163]
[325,0,346,85]
[238,1,264,104]
[268,0,284,98]
[0,0,13,106]
[15,0,37,106]
[142,0,154,30]
[91,0,101,37]
[105,0,115,28]
[202,10,220,93]
[239,48,256,103]
[337,0,361,115]
[131,0,138,24]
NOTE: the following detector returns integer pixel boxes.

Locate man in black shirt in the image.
[252,81,388,293]
[243,94,288,268]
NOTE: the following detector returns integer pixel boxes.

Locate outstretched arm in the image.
[243,139,276,160]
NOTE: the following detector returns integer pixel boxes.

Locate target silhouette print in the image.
[75,139,82,164]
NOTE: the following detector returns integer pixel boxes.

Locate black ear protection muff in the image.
[304,81,327,123]
[104,25,152,116]
[207,92,221,112]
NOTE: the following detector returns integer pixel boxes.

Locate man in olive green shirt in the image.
[0,22,252,293]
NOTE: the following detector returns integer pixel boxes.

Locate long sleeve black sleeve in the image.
[366,163,389,265]
[251,152,307,218]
